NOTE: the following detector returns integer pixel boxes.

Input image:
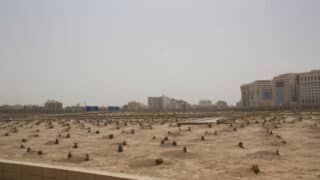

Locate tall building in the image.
[240,80,272,108]
[272,73,299,107]
[240,69,320,108]
[240,84,250,107]
[44,100,63,113]
[299,70,320,106]
[148,96,167,110]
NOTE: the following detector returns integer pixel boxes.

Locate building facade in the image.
[124,101,147,111]
[148,95,190,111]
[44,100,63,113]
[272,73,299,107]
[240,80,272,108]
[299,70,320,106]
[240,70,320,108]
[198,100,213,107]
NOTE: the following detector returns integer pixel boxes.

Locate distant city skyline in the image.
[1,0,320,106]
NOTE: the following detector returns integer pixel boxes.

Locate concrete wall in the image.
[0,159,158,180]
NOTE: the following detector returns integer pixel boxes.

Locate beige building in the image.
[272,73,299,107]
[198,100,213,107]
[241,80,272,108]
[148,95,190,111]
[123,101,146,111]
[240,69,320,108]
[44,100,63,113]
[299,70,320,106]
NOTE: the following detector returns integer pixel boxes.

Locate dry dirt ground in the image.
[0,112,320,180]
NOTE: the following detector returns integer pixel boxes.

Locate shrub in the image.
[183,146,187,153]
[66,134,70,138]
[109,134,114,139]
[152,136,156,140]
[68,152,72,160]
[201,136,205,141]
[155,158,163,165]
[131,129,135,134]
[118,144,124,152]
[172,141,177,146]
[37,150,43,155]
[4,132,9,136]
[85,154,90,161]
[238,142,244,148]
[188,127,191,131]
[122,141,127,146]
[164,137,169,141]
[20,144,25,149]
[251,164,260,174]
[160,140,165,145]
[276,149,280,156]
[214,130,218,136]
[208,124,212,128]
[55,139,59,145]
[21,138,27,143]
[73,143,78,149]
[96,130,100,134]
[27,147,31,152]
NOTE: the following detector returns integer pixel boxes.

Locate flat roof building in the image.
[198,100,213,107]
[299,70,320,106]
[272,73,299,107]
[241,80,272,108]
[240,69,320,108]
[148,95,190,111]
[44,100,63,113]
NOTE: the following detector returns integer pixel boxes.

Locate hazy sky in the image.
[1,0,320,106]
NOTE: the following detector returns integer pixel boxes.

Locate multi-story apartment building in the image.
[299,70,320,106]
[240,80,272,108]
[240,70,320,108]
[272,73,299,107]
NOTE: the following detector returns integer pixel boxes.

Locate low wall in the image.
[0,159,159,180]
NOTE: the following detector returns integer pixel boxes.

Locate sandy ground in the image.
[0,112,320,180]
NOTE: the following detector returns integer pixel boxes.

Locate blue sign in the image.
[85,106,99,111]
